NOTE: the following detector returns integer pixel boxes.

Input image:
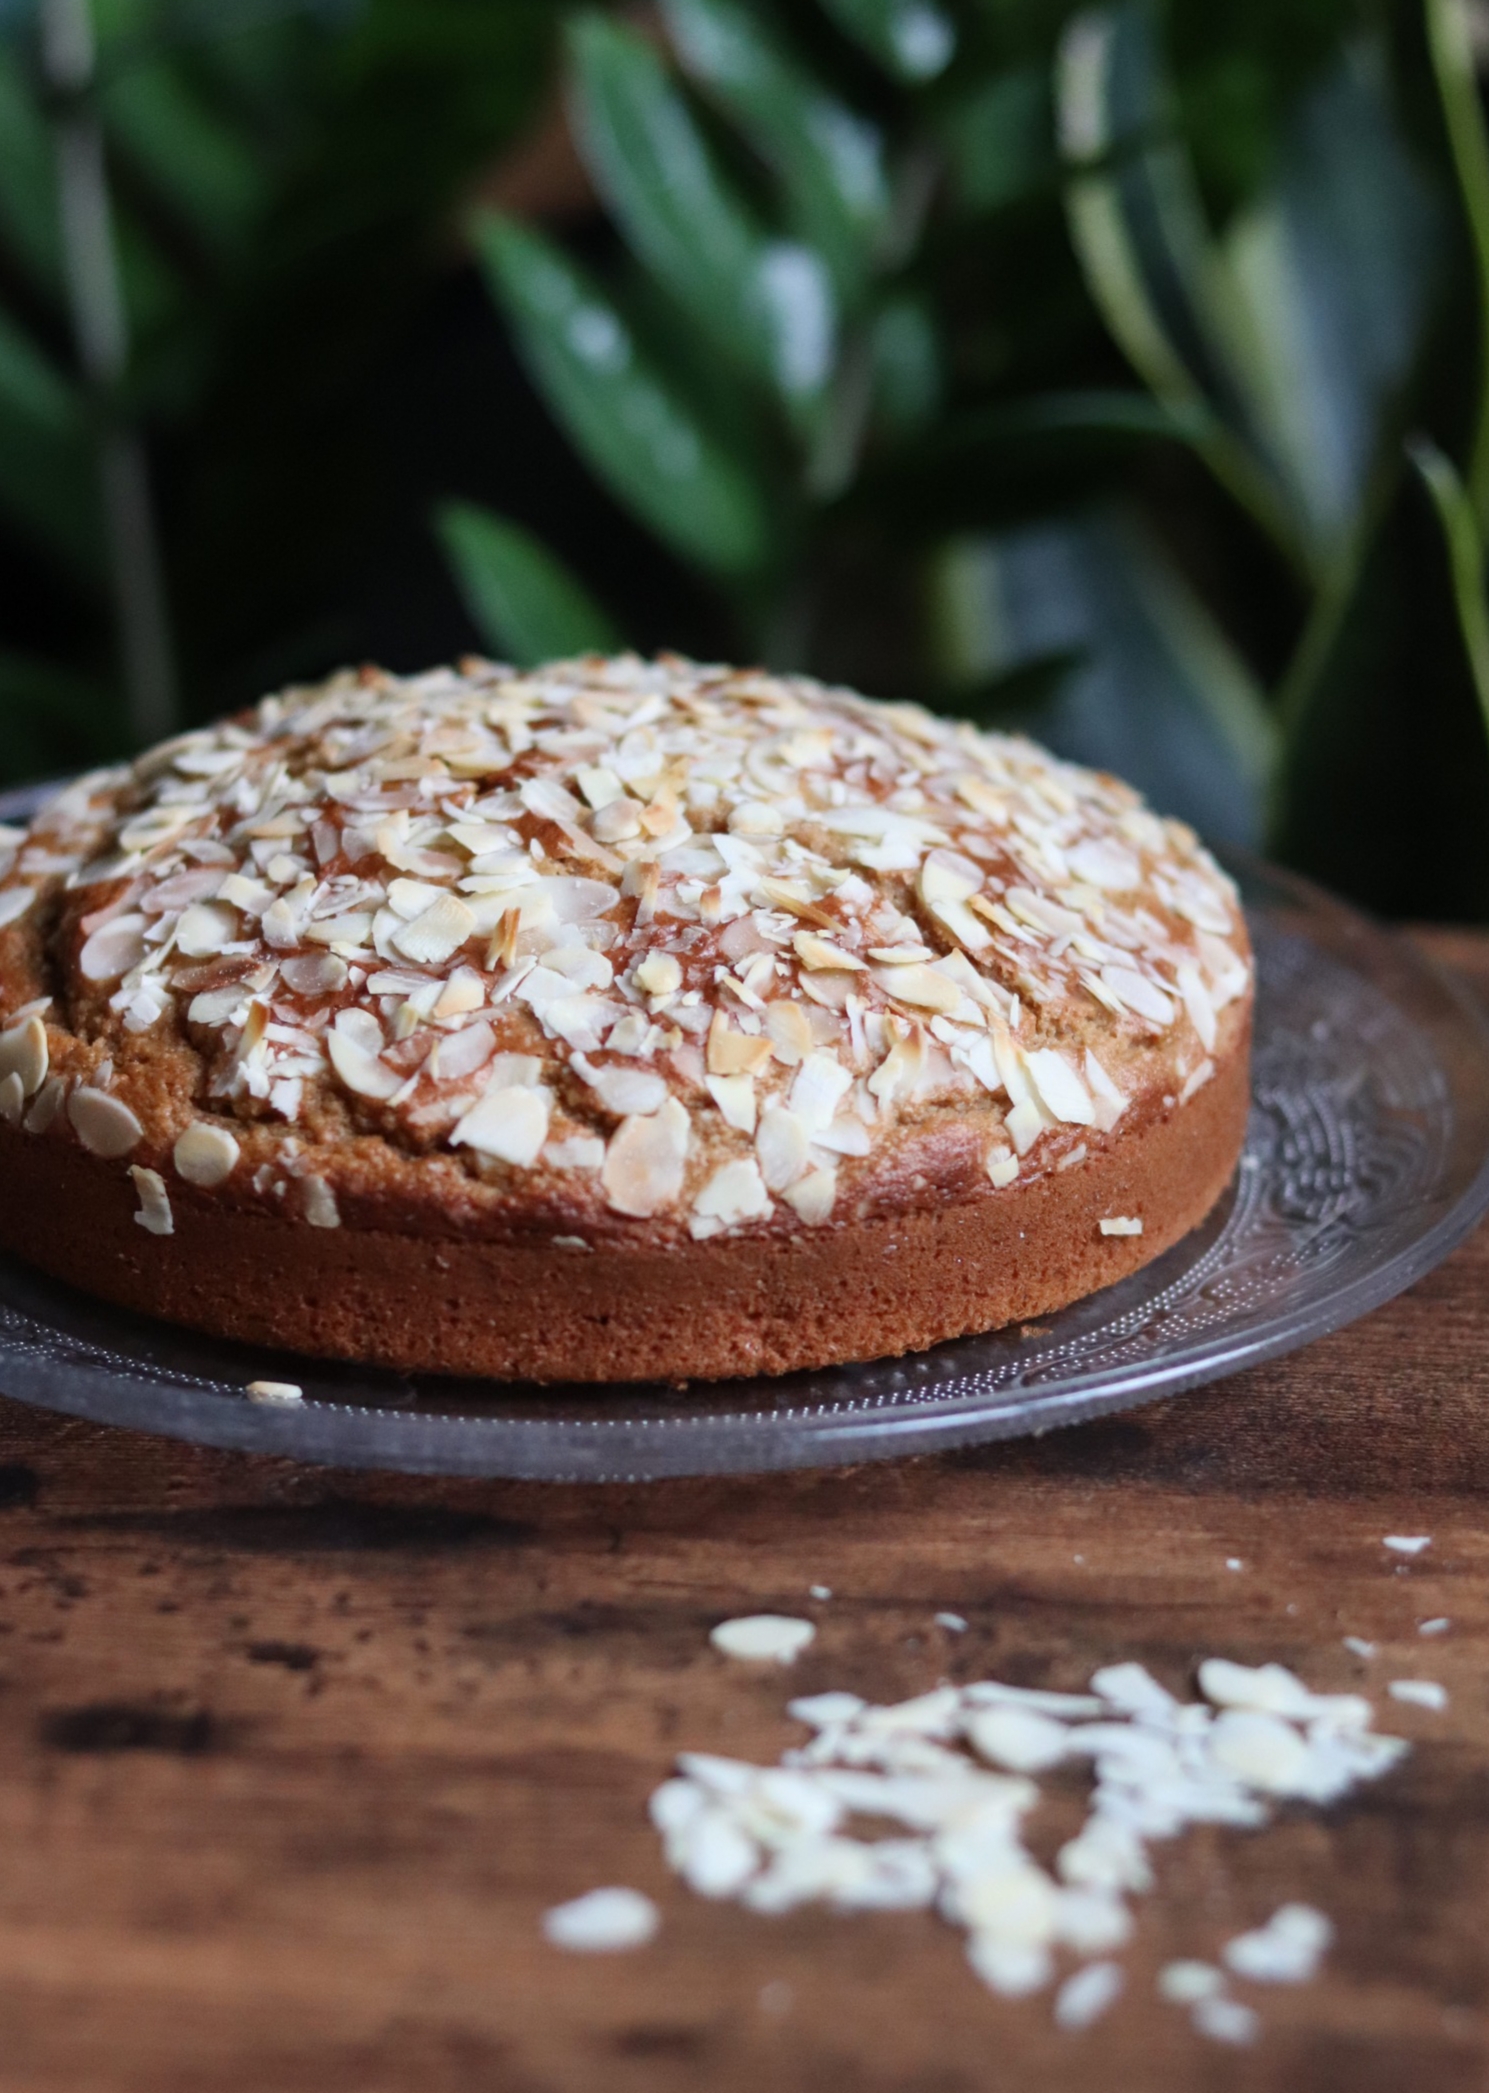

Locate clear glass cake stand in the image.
[2,778,1487,1481]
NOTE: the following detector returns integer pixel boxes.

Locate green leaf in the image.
[818,0,956,84]
[662,0,890,301]
[567,12,835,406]
[1410,437,1489,756]
[101,59,269,256]
[1057,8,1443,578]
[928,510,1276,847]
[1426,0,1489,528]
[436,501,623,667]
[1215,49,1442,562]
[1271,451,1489,917]
[472,211,774,579]
[939,63,1054,215]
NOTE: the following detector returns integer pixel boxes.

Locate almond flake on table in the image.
[1388,1679,1448,1710]
[244,1380,304,1406]
[1192,1995,1260,2046]
[1157,1961,1225,2004]
[935,1612,968,1632]
[1053,1960,1124,2031]
[1418,1618,1451,1636]
[710,1616,817,1664]
[1222,1904,1333,1984]
[1343,1636,1378,1659]
[542,1887,659,1952]
[1382,1535,1431,1555]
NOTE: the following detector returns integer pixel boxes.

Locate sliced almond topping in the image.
[793,931,865,972]
[485,907,521,970]
[0,887,37,930]
[986,1145,1019,1189]
[129,1165,173,1236]
[393,893,475,967]
[1005,1096,1045,1155]
[758,877,834,929]
[634,950,682,996]
[69,1087,144,1158]
[23,1075,64,1133]
[789,1052,852,1133]
[704,1071,757,1133]
[327,1030,402,1102]
[452,1083,551,1167]
[756,1104,811,1191]
[174,901,239,958]
[602,1096,690,1217]
[691,1156,770,1232]
[303,910,375,948]
[173,1120,240,1187]
[79,913,148,983]
[1174,959,1218,1052]
[873,962,963,1014]
[574,1055,669,1117]
[434,967,486,1019]
[0,1072,21,1127]
[1099,1215,1143,1237]
[707,1011,773,1077]
[783,1166,836,1224]
[1022,1049,1095,1127]
[593,798,643,843]
[0,1015,48,1098]
[765,999,814,1066]
[1098,965,1175,1027]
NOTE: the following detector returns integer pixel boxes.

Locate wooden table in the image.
[0,933,1485,2093]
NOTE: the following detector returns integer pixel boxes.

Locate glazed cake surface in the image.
[0,655,1252,1381]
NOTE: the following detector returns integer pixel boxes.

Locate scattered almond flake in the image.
[966,1706,1069,1774]
[1191,1995,1259,2046]
[128,1166,173,1236]
[0,886,37,929]
[1383,1535,1431,1556]
[551,1235,590,1251]
[1388,1679,1447,1711]
[0,1072,23,1126]
[1098,1216,1143,1237]
[1222,1904,1332,1985]
[1226,1558,1243,1571]
[936,1612,968,1633]
[1418,1618,1450,1637]
[1053,1960,1123,2031]
[542,1887,659,1953]
[245,1379,304,1406]
[1343,1637,1377,1660]
[710,1616,817,1664]
[1158,1960,1225,2004]
[809,1586,833,1603]
[67,1087,143,1159]
[793,931,865,972]
[782,1167,836,1225]
[326,1030,401,1102]
[691,1157,771,1235]
[641,1650,1407,2033]
[985,1146,1019,1190]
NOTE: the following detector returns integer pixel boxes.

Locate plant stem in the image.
[1426,0,1489,533]
[42,0,176,746]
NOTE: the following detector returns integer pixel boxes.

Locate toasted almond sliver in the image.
[793,931,865,972]
[707,1012,773,1077]
[327,1030,401,1101]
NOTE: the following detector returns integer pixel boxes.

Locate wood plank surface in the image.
[0,934,1484,2093]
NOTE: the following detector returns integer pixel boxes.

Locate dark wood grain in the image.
[0,934,1484,2093]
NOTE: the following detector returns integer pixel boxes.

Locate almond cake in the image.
[0,655,1252,1382]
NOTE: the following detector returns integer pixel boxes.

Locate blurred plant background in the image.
[3,0,1489,918]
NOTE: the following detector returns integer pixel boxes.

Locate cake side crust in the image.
[0,1026,1247,1383]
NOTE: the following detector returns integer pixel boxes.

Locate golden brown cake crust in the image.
[0,654,1253,1382]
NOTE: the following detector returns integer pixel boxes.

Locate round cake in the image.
[0,655,1251,1383]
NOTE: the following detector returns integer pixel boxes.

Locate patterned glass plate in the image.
[1,782,1486,1478]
